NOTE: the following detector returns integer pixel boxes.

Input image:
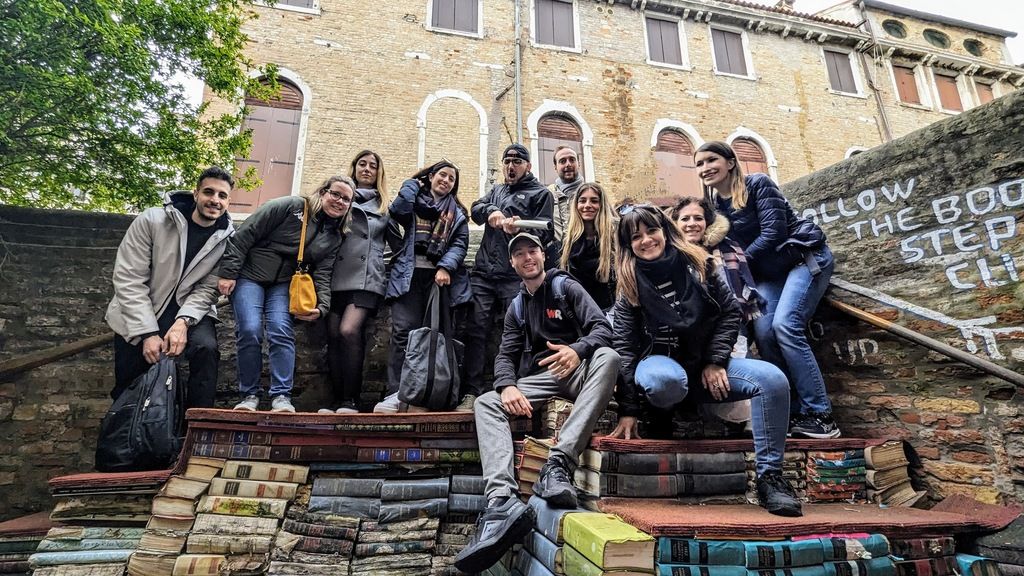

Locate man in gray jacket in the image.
[105,167,235,408]
[548,145,583,246]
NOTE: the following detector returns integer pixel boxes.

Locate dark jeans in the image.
[327,290,380,407]
[112,314,219,409]
[388,268,455,395]
[463,275,521,397]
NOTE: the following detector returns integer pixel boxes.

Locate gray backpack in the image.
[399,285,463,410]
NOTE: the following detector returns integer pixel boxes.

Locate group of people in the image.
[105,140,838,570]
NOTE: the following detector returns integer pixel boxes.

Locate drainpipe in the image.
[858,1,893,142]
[514,0,523,143]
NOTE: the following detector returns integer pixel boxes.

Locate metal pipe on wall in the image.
[514,0,523,143]
[858,1,894,142]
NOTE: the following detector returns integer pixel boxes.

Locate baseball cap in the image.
[508,232,544,253]
[503,143,530,163]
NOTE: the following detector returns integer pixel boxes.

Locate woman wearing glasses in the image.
[694,141,837,439]
[323,150,397,414]
[375,160,470,412]
[559,182,617,312]
[218,176,353,413]
[606,205,800,517]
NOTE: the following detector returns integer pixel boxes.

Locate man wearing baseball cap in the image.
[462,143,554,412]
[455,231,619,573]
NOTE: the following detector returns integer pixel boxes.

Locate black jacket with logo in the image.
[470,173,554,282]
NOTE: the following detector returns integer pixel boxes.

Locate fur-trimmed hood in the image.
[703,213,731,247]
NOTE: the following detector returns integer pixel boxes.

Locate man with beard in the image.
[104,167,235,409]
[461,144,554,411]
[548,145,583,244]
[454,232,619,573]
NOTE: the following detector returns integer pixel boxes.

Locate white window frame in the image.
[425,0,484,39]
[643,13,690,71]
[708,23,755,81]
[885,60,933,109]
[530,0,581,54]
[820,46,866,98]
[254,0,320,16]
[929,69,970,114]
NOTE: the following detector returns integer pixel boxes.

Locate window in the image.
[534,0,577,49]
[976,82,995,104]
[892,65,921,105]
[536,114,584,185]
[645,16,685,68]
[881,19,907,39]
[923,29,950,49]
[824,49,859,94]
[732,138,768,176]
[430,0,480,35]
[964,39,985,58]
[232,79,303,213]
[710,27,750,77]
[934,74,963,112]
[654,130,700,201]
[274,0,316,9]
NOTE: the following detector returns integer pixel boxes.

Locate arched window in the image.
[537,114,584,186]
[653,129,700,203]
[732,138,769,176]
[232,79,304,213]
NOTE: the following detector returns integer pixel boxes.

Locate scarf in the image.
[712,238,765,322]
[555,177,583,198]
[634,246,705,333]
[567,236,615,310]
[413,185,458,264]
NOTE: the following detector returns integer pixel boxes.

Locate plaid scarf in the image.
[413,187,458,264]
[713,238,765,322]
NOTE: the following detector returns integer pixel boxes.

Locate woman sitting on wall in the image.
[695,141,837,439]
[218,176,353,413]
[606,205,800,517]
[559,182,617,313]
[375,160,470,413]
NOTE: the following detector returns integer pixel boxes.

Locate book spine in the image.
[523,531,560,574]
[657,567,749,576]
[28,549,135,568]
[675,452,747,474]
[191,513,279,536]
[599,473,676,497]
[172,554,225,576]
[894,558,958,576]
[290,535,354,556]
[269,445,359,461]
[36,538,141,552]
[209,478,297,499]
[191,443,271,460]
[380,478,450,501]
[889,539,955,560]
[449,475,487,495]
[353,540,435,556]
[284,508,361,530]
[822,536,891,561]
[281,518,357,541]
[185,533,272,554]
[447,493,487,514]
[955,555,1001,576]
[560,545,602,576]
[745,541,825,568]
[829,558,897,576]
[308,496,381,519]
[678,472,747,495]
[377,498,448,524]
[658,539,745,565]
[221,461,309,484]
[193,429,272,445]
[196,496,286,518]
[527,495,571,544]
[311,477,383,498]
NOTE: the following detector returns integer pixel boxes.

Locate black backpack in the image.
[95,357,185,471]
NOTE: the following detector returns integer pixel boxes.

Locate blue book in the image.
[657,538,824,567]
[527,495,586,545]
[956,554,1001,576]
[523,530,562,574]
[826,558,896,576]
[822,535,891,561]
[657,565,748,576]
[514,548,556,576]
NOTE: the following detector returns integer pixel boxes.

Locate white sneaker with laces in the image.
[233,395,259,411]
[271,395,295,413]
[373,392,401,414]
[455,394,477,412]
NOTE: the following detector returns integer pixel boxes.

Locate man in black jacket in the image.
[454,233,619,573]
[462,144,555,411]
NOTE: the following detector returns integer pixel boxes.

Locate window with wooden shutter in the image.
[535,0,576,49]
[646,17,683,67]
[653,130,700,202]
[976,82,994,105]
[537,114,583,186]
[824,49,858,94]
[431,0,480,35]
[711,28,748,76]
[935,74,963,112]
[892,65,920,105]
[733,138,769,177]
[233,79,303,213]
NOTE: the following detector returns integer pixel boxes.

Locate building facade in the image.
[207,0,1023,213]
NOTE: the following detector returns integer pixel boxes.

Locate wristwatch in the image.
[178,316,198,328]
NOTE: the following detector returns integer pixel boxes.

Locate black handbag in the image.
[398,285,464,410]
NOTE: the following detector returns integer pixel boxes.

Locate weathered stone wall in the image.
[786,89,1024,505]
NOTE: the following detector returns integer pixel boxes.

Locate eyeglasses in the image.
[617,202,655,216]
[323,189,353,203]
[502,158,526,166]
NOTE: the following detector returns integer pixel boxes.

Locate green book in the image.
[561,512,654,571]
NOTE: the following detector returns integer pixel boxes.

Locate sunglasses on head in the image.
[617,202,656,216]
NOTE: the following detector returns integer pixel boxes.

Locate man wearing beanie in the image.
[461,143,554,412]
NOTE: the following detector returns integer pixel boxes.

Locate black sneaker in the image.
[532,453,578,509]
[453,496,535,573]
[756,471,803,517]
[790,411,842,439]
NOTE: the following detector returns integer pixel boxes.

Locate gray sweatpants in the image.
[474,347,620,499]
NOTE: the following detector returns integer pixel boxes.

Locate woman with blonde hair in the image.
[559,182,617,311]
[695,141,837,439]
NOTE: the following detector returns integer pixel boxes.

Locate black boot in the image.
[756,471,803,517]
[454,496,535,573]
[533,453,578,509]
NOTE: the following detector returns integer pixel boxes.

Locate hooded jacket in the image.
[218,196,343,317]
[470,173,554,282]
[105,191,234,344]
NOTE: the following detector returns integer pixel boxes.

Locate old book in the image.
[563,543,651,576]
[171,553,265,575]
[822,535,892,561]
[208,477,298,499]
[0,559,29,573]
[355,447,480,463]
[448,492,487,514]
[894,557,959,576]
[37,537,141,552]
[657,538,824,567]
[528,495,585,545]
[307,496,380,518]
[867,481,926,507]
[270,548,351,565]
[357,529,439,544]
[269,560,349,575]
[581,450,746,475]
[864,441,910,471]
[45,526,147,541]
[353,539,435,556]
[514,547,556,576]
[523,530,563,574]
[34,563,128,576]
[160,475,211,500]
[829,558,900,576]
[575,469,677,497]
[890,538,956,560]
[28,549,134,567]
[151,495,197,518]
[380,477,450,501]
[311,477,383,498]
[146,515,195,532]
[137,529,187,553]
[349,552,432,573]
[275,530,353,556]
[378,497,447,523]
[865,468,911,491]
[128,550,179,576]
[956,555,1001,576]
[284,508,360,529]
[191,512,279,536]
[193,429,273,445]
[192,442,272,460]
[450,475,486,495]
[269,444,360,461]
[562,512,654,571]
[281,518,357,541]
[196,495,287,518]
[183,456,226,482]
[361,516,441,532]
[331,421,475,436]
[221,460,309,484]
[50,494,152,521]
[186,532,272,554]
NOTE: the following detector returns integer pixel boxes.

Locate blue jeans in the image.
[754,246,834,415]
[637,356,789,475]
[232,278,294,399]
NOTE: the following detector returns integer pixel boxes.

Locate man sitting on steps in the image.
[455,232,620,573]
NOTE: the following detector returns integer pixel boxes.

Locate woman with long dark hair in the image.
[375,160,470,412]
[694,141,837,439]
[607,206,800,517]
[559,182,616,311]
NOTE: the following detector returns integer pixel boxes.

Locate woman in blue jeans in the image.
[695,141,838,439]
[218,176,353,412]
[607,206,801,517]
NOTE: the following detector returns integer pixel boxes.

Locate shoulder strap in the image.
[296,201,309,265]
[552,275,583,339]
[511,294,525,328]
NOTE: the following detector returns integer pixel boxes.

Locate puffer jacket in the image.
[715,173,826,280]
[470,173,553,281]
[386,179,471,306]
[612,260,742,417]
[218,196,343,317]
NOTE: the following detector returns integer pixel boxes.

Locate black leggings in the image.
[327,291,378,405]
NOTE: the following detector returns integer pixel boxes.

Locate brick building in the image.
[209,0,1023,213]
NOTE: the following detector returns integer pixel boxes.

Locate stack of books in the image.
[864,442,924,507]
[972,515,1024,576]
[805,449,867,503]
[523,495,590,575]
[541,397,618,439]
[745,451,807,505]
[955,554,1002,576]
[560,512,655,575]
[28,526,144,575]
[0,512,49,576]
[515,437,554,496]
[655,534,893,576]
[435,475,486,574]
[269,487,358,575]
[576,446,746,501]
[890,537,961,576]
[352,517,438,575]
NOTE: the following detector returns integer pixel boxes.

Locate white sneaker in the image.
[335,404,359,414]
[271,396,295,413]
[317,408,335,415]
[455,394,477,412]
[233,395,259,411]
[373,392,401,414]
